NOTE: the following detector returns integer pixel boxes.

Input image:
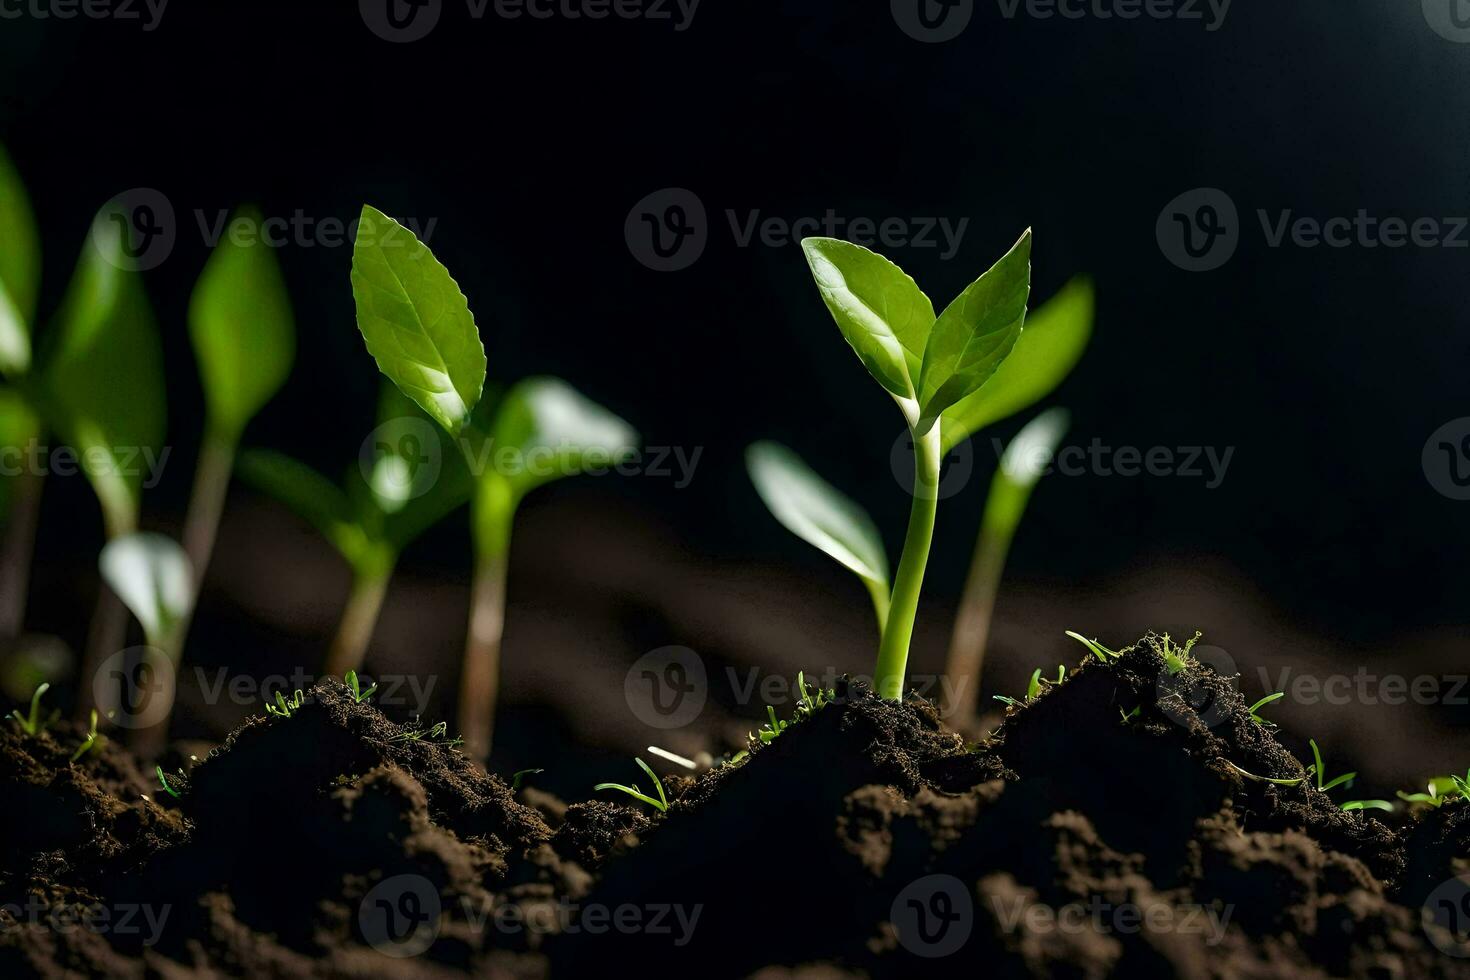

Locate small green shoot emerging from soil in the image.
[1247,692,1284,727]
[155,765,181,799]
[1153,631,1202,675]
[70,709,104,763]
[391,718,462,747]
[1307,738,1357,794]
[753,671,833,744]
[344,670,377,704]
[1397,771,1470,808]
[9,681,56,735]
[750,233,1042,702]
[511,768,543,792]
[994,665,1064,708]
[1066,631,1121,663]
[594,757,668,813]
[1221,759,1307,787]
[1342,799,1394,813]
[265,689,305,719]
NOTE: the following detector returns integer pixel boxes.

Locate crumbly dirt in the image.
[3,637,1470,978]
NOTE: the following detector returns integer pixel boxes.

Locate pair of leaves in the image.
[803,232,1032,431]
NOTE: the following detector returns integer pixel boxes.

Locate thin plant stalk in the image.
[0,461,43,642]
[181,431,236,591]
[324,567,393,679]
[874,424,942,701]
[459,471,514,761]
[75,502,137,720]
[945,481,1025,725]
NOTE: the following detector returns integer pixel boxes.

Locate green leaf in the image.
[746,440,890,601]
[799,238,935,403]
[188,205,296,441]
[374,384,474,550]
[941,276,1093,454]
[235,449,382,572]
[917,229,1032,429]
[350,205,485,434]
[997,406,1070,489]
[0,385,41,515]
[99,533,193,649]
[42,206,166,537]
[0,143,40,376]
[486,377,638,501]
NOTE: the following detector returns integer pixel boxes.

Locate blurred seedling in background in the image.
[749,233,1058,705]
[594,757,668,813]
[344,670,377,704]
[70,709,104,763]
[511,768,543,792]
[265,689,306,719]
[1397,771,1470,808]
[8,681,56,735]
[349,205,638,761]
[993,664,1064,709]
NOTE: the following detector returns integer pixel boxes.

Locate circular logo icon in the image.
[92,646,175,730]
[360,0,442,42]
[892,0,974,43]
[359,874,442,957]
[625,188,707,272]
[360,415,443,510]
[1155,643,1238,729]
[1424,0,1470,43]
[1423,418,1470,501]
[624,646,707,729]
[94,189,176,272]
[1156,188,1239,272]
[891,874,972,957]
[890,429,973,501]
[1423,875,1470,956]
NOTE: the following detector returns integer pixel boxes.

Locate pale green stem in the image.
[324,566,393,679]
[874,424,943,701]
[460,472,514,762]
[182,430,236,592]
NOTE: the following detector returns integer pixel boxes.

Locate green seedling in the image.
[1118,704,1141,725]
[70,709,105,763]
[511,768,544,792]
[1247,692,1285,727]
[344,670,377,704]
[155,765,182,799]
[1306,739,1357,794]
[994,665,1064,708]
[1397,771,1470,808]
[265,689,305,719]
[1066,630,1121,663]
[1221,759,1307,787]
[1150,631,1201,675]
[391,719,462,747]
[349,205,638,760]
[749,233,1047,702]
[1342,800,1394,813]
[594,758,668,813]
[238,382,473,680]
[9,681,57,735]
[754,671,834,744]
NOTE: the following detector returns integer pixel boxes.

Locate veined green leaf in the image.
[486,376,638,501]
[350,205,485,434]
[746,440,890,626]
[189,205,296,441]
[0,143,40,376]
[99,533,193,649]
[917,230,1032,429]
[43,206,166,536]
[800,238,935,403]
[941,276,1093,454]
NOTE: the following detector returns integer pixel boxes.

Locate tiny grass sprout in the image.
[9,681,57,735]
[511,768,544,792]
[646,745,699,771]
[1397,771,1470,808]
[344,670,377,704]
[69,709,104,763]
[1066,631,1121,663]
[753,671,834,744]
[593,757,668,813]
[1342,800,1394,813]
[265,689,305,719]
[1306,738,1356,794]
[1247,692,1285,727]
[155,765,182,799]
[1221,758,1307,787]
[391,718,462,747]
[1118,705,1141,725]
[1148,631,1202,675]
[993,665,1064,709]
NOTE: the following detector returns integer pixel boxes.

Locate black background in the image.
[1,0,1467,649]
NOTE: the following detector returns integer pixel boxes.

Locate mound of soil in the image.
[2,635,1469,977]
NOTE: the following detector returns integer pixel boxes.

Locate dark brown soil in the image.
[3,635,1469,978]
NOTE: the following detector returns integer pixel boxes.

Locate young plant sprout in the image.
[1066,630,1121,662]
[349,205,638,760]
[749,233,1041,701]
[511,768,544,792]
[265,689,306,719]
[70,709,103,763]
[1341,799,1394,813]
[1306,738,1357,794]
[390,718,461,747]
[1397,771,1470,808]
[155,765,182,799]
[1153,631,1202,675]
[238,382,472,678]
[344,670,377,704]
[993,665,1064,709]
[752,671,834,744]
[594,757,668,813]
[9,681,56,735]
[1247,692,1285,727]
[1220,759,1307,787]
